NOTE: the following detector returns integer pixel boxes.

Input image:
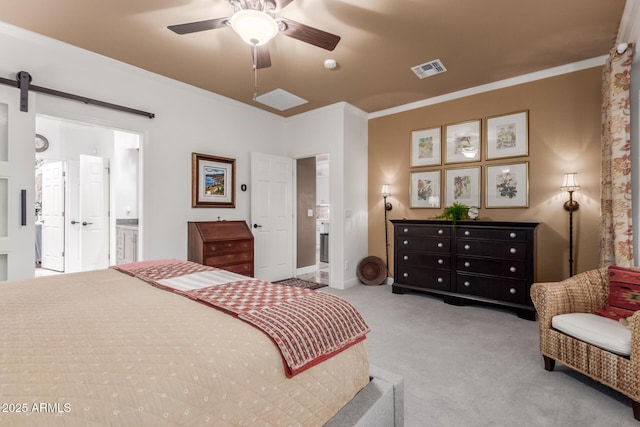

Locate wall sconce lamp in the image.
[561,173,580,276]
[381,184,392,274]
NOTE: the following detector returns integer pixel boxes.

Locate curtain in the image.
[600,44,634,267]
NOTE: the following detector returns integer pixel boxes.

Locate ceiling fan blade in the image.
[278,17,340,51]
[256,45,272,69]
[275,0,295,11]
[168,17,229,35]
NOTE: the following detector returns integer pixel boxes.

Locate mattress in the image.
[0,268,370,426]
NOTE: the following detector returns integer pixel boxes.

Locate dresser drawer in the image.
[456,256,526,279]
[206,252,253,266]
[398,236,450,252]
[221,262,254,276]
[398,250,450,269]
[457,239,526,260]
[456,273,527,304]
[456,227,528,242]
[397,225,450,238]
[396,266,451,291]
[205,239,253,254]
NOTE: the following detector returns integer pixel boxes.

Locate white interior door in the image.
[79,155,109,271]
[250,152,293,282]
[0,86,35,280]
[40,161,65,271]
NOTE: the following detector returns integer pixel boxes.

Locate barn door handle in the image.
[21,189,27,226]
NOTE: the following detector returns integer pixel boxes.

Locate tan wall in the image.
[296,157,317,268]
[368,67,603,283]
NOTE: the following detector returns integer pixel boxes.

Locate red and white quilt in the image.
[114,260,370,377]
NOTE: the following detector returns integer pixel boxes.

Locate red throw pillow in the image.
[595,266,640,320]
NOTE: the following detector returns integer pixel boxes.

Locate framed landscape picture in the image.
[411,127,442,167]
[192,152,236,208]
[410,170,441,208]
[445,119,481,163]
[445,166,480,207]
[485,162,529,208]
[486,110,529,159]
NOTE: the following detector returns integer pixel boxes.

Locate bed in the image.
[0,260,403,426]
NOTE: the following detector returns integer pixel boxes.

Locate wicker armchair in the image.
[530,268,640,421]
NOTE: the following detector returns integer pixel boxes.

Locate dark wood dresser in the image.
[188,220,254,277]
[391,219,538,319]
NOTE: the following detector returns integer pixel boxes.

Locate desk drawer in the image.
[206,252,253,266]
[205,239,253,254]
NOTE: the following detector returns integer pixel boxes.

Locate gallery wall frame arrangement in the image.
[410,170,441,208]
[407,110,530,210]
[486,110,529,160]
[445,166,481,208]
[192,152,236,208]
[444,119,481,163]
[485,162,529,208]
[410,126,442,167]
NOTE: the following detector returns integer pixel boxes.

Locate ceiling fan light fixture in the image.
[230,9,278,46]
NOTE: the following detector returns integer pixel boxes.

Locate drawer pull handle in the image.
[510,266,516,272]
[403,240,409,245]
[510,248,517,254]
[403,255,409,260]
[464,262,470,267]
[464,244,470,250]
[438,259,444,264]
[437,242,444,248]
[438,277,443,283]
[404,228,409,233]
[510,288,517,294]
[464,230,470,236]
[438,229,443,234]
[403,273,409,278]
[510,232,516,238]
[464,281,470,287]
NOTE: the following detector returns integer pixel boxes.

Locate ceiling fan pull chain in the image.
[252,44,259,101]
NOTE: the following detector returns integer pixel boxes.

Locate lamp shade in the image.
[561,173,580,192]
[230,9,279,46]
[381,184,390,197]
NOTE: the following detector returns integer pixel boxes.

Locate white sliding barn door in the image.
[0,85,35,280]
[250,152,293,282]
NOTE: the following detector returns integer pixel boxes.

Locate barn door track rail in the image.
[0,71,155,119]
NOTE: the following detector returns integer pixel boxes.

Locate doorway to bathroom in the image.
[35,115,141,276]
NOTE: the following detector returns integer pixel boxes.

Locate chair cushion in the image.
[552,313,631,356]
[595,265,640,321]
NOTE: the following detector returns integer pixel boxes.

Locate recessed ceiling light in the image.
[324,59,337,70]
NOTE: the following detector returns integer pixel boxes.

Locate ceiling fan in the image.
[168,0,341,69]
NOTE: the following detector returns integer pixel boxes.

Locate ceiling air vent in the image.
[411,59,447,79]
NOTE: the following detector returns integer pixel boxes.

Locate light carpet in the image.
[321,284,637,427]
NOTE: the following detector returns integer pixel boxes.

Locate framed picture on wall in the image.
[444,119,481,163]
[192,152,236,208]
[485,162,529,208]
[410,127,442,167]
[486,110,529,159]
[445,166,480,207]
[410,170,441,208]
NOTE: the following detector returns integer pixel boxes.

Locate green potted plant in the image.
[437,202,469,226]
